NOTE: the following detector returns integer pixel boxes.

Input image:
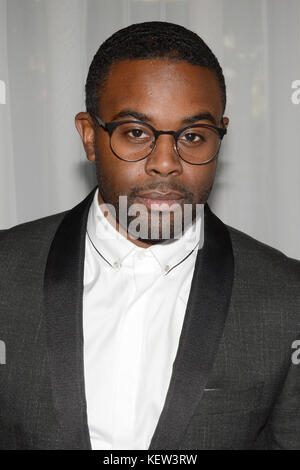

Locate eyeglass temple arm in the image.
[90,113,106,129]
[220,127,227,138]
[220,118,227,138]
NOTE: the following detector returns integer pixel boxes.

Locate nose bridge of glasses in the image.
[152,129,179,155]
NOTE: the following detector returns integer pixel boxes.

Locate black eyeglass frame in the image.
[91,113,227,165]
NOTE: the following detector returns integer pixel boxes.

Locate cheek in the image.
[95,133,119,180]
[112,163,148,193]
[184,162,217,191]
[95,136,145,191]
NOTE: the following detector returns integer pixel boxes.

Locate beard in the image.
[95,158,212,244]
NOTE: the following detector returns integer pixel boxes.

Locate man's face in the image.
[76,58,229,246]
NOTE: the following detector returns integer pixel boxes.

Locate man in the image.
[0,21,299,450]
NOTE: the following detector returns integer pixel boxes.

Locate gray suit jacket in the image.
[0,186,299,450]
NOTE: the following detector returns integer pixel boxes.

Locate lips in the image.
[136,191,184,200]
[135,191,185,211]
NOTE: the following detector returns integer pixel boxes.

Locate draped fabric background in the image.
[0,0,299,259]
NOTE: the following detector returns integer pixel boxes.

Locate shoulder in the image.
[0,211,67,245]
[0,211,68,271]
[227,223,300,280]
[0,186,96,248]
[226,223,300,328]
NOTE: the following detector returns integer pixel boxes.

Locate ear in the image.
[222,116,229,129]
[75,112,96,162]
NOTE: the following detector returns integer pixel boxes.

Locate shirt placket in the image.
[111,252,158,449]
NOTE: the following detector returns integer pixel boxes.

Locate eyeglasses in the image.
[91,113,227,165]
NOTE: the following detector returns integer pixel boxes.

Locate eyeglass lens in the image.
[110,122,221,163]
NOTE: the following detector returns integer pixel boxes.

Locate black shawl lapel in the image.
[43,186,97,449]
[149,204,234,450]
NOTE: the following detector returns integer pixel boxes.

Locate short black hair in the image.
[85,21,226,116]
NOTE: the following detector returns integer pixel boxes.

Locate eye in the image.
[127,128,148,139]
[185,133,201,142]
[180,131,206,144]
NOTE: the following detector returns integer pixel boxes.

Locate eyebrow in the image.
[111,109,217,126]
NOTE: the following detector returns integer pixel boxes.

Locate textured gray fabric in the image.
[0,189,299,450]
[181,227,300,449]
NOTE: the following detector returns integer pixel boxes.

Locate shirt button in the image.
[137,251,146,260]
[164,265,170,274]
[113,261,120,269]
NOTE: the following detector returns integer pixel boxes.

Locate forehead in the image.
[98,59,223,123]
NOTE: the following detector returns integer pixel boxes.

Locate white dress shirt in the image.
[83,189,204,450]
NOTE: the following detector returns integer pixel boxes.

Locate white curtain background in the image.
[0,0,299,259]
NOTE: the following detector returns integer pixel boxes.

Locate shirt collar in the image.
[87,188,204,274]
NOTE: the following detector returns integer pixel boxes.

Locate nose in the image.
[144,134,183,177]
